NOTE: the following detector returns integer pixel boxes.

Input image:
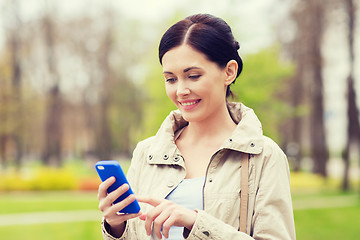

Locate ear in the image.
[224,60,238,86]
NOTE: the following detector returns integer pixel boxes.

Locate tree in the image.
[41,11,64,167]
[95,20,114,160]
[342,0,359,191]
[9,0,24,168]
[281,5,309,172]
[308,0,328,177]
[232,46,294,144]
[93,11,145,158]
[286,0,329,176]
[140,48,175,140]
[0,0,25,169]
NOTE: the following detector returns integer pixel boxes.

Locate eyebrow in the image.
[184,66,201,72]
[163,66,202,74]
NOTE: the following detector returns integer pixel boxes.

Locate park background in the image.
[0,0,359,239]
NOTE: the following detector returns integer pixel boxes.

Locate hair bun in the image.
[234,41,240,50]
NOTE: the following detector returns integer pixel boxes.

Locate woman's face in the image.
[162,44,233,123]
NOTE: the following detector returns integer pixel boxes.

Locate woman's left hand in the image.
[137,196,197,239]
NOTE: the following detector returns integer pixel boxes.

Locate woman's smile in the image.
[179,99,201,110]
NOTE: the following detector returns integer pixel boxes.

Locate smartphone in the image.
[95,160,140,214]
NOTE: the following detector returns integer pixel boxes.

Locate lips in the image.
[179,99,201,111]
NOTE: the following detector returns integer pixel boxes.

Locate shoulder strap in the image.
[239,153,249,233]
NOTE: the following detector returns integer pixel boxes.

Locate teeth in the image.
[181,101,198,106]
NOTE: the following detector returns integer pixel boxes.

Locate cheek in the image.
[165,85,177,102]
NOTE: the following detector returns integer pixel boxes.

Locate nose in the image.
[176,80,190,97]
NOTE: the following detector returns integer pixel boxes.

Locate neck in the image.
[184,103,236,144]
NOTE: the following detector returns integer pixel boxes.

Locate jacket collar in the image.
[224,102,264,154]
[146,102,264,165]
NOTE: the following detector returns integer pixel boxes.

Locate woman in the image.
[98,13,296,239]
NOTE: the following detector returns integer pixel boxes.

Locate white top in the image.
[162,176,205,240]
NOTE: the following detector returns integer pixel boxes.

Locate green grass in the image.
[294,205,360,239]
[0,191,98,214]
[0,191,102,240]
[292,189,360,239]
[0,221,103,240]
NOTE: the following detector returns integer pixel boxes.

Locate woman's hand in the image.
[97,177,141,237]
[137,197,197,239]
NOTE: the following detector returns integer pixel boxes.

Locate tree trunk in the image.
[42,85,63,166]
[343,0,359,191]
[0,135,7,169]
[10,22,24,168]
[343,75,359,190]
[41,14,63,167]
[308,0,328,177]
[290,69,304,172]
[96,97,112,160]
[286,0,329,173]
[0,90,9,169]
[95,25,113,160]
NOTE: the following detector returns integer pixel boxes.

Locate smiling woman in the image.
[97,13,296,240]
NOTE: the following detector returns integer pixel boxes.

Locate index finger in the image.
[97,177,115,200]
[136,196,162,207]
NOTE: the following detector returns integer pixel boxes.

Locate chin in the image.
[179,111,205,123]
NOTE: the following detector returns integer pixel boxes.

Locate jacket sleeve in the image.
[185,210,255,240]
[101,219,135,240]
[186,141,296,240]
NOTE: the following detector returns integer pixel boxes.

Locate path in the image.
[0,210,102,226]
[292,194,359,210]
[0,195,358,226]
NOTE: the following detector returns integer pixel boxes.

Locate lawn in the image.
[0,191,98,214]
[294,205,360,240]
[0,221,103,240]
[0,191,102,240]
[0,189,359,239]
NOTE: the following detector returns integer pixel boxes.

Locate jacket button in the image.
[163,154,169,160]
[202,231,210,236]
[167,182,174,188]
[148,155,153,160]
[173,155,183,162]
[250,142,255,147]
[228,139,233,142]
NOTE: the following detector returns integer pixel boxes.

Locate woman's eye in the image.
[189,75,201,79]
[165,78,176,83]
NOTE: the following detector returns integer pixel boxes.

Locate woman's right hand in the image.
[98,177,141,237]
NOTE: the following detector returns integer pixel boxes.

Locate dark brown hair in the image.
[158,14,243,97]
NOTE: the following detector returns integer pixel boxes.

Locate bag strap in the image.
[239,153,249,233]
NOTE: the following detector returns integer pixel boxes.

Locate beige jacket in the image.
[102,102,296,239]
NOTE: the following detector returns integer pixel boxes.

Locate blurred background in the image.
[0,0,359,239]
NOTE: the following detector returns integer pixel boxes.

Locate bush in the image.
[32,168,79,190]
[290,172,326,189]
[0,167,79,191]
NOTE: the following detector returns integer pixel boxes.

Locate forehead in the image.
[162,44,212,72]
